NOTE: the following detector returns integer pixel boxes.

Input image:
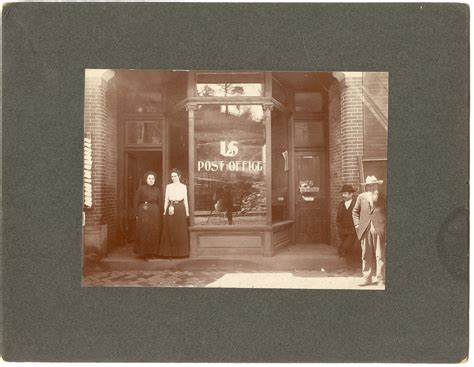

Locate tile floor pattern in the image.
[82,268,363,288]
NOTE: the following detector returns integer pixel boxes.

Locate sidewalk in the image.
[82,244,384,290]
[85,244,350,271]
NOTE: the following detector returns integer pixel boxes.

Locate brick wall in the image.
[328,72,387,249]
[84,76,106,228]
[104,80,118,248]
[340,75,364,190]
[328,73,364,247]
[328,81,342,247]
[84,71,118,255]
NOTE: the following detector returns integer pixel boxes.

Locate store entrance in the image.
[125,150,163,243]
[294,151,328,244]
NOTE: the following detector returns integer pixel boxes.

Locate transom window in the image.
[196,73,264,97]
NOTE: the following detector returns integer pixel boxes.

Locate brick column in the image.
[328,72,364,247]
[328,79,342,247]
[340,72,364,190]
[83,69,117,259]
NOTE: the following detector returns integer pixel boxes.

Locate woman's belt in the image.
[169,199,184,204]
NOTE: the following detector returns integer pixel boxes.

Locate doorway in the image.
[294,151,328,244]
[125,150,163,243]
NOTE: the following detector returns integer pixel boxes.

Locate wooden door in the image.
[126,152,138,243]
[295,152,328,244]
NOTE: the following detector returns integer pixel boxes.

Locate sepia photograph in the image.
[82,69,388,289]
[3,1,468,362]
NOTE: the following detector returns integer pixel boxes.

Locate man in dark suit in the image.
[336,184,359,262]
[352,176,387,286]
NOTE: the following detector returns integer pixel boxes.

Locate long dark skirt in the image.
[134,203,162,256]
[159,201,189,257]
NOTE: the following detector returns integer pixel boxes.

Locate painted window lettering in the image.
[197,160,264,172]
[220,141,238,157]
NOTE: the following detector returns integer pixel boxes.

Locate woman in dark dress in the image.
[158,168,190,258]
[134,171,162,260]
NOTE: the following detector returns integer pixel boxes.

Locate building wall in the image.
[328,72,388,248]
[363,72,388,158]
[82,71,387,257]
[363,106,387,157]
[363,72,388,116]
[104,80,118,248]
[328,81,342,247]
[328,73,365,247]
[340,74,364,190]
[84,71,118,257]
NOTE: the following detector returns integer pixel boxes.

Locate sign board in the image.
[84,135,93,208]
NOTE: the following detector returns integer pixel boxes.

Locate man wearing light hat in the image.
[352,175,386,286]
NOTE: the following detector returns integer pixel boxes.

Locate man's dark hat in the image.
[340,184,356,193]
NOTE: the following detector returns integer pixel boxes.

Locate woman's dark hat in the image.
[340,184,356,193]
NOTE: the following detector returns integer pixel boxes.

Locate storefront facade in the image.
[83,70,388,258]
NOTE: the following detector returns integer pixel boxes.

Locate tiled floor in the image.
[82,244,383,289]
[82,267,384,289]
[82,269,225,287]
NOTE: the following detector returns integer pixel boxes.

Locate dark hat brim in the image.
[339,187,356,193]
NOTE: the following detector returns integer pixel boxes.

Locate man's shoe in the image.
[358,279,373,286]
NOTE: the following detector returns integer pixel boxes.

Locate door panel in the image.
[126,153,138,243]
[295,152,328,244]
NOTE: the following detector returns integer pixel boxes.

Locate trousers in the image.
[338,232,358,256]
[360,226,386,282]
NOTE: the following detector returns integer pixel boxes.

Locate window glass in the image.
[194,104,266,225]
[294,120,324,147]
[126,121,162,145]
[196,73,264,97]
[271,109,290,222]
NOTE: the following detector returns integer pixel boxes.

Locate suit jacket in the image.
[352,192,386,240]
[336,198,357,238]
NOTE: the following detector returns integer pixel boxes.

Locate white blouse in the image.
[164,183,189,216]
